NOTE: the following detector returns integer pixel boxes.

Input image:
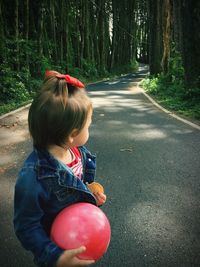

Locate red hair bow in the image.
[45,70,85,88]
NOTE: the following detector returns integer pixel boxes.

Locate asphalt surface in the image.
[0,66,200,267]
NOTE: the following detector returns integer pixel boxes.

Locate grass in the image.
[142,76,200,124]
[0,100,32,116]
[151,94,200,120]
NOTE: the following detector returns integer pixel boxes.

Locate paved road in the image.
[1,66,200,267]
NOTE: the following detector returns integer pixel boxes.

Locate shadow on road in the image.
[87,76,200,267]
[1,67,200,267]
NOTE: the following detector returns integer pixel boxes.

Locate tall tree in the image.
[15,0,19,71]
[0,1,4,63]
[25,0,29,71]
[180,0,200,88]
[110,0,137,70]
[136,0,148,63]
[89,1,99,66]
[161,0,172,73]
[38,2,44,58]
[148,0,164,75]
[83,0,90,60]
[50,0,58,63]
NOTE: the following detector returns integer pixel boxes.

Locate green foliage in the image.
[0,64,30,103]
[39,57,52,75]
[142,47,200,120]
[142,47,185,97]
[168,45,184,80]
[185,86,200,99]
[0,38,43,115]
[142,76,159,94]
[0,100,32,116]
[111,60,139,75]
[130,60,139,72]
[81,59,98,78]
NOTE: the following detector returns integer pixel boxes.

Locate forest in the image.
[0,0,200,119]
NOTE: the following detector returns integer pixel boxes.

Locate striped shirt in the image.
[67,147,83,179]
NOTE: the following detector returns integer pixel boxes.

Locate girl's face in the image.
[69,108,93,147]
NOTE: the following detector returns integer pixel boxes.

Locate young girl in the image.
[14,71,106,267]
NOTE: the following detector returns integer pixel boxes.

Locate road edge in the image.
[138,81,200,131]
[0,103,32,120]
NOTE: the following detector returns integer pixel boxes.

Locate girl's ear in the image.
[68,129,79,144]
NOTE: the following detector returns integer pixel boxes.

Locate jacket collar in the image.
[32,146,94,192]
[34,146,74,180]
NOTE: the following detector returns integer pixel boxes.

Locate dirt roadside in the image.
[0,106,31,172]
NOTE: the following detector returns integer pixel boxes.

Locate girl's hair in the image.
[28,71,92,149]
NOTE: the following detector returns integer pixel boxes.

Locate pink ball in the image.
[51,203,111,261]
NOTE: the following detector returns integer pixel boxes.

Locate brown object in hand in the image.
[87,182,104,194]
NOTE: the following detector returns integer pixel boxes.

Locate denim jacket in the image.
[14,146,97,267]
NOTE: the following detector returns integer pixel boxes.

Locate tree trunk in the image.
[180,0,200,88]
[64,0,69,72]
[172,0,182,53]
[110,0,137,69]
[38,3,44,58]
[110,0,117,70]
[83,0,90,60]
[161,0,172,73]
[25,0,29,72]
[0,1,4,63]
[148,0,164,75]
[60,0,64,63]
[15,0,19,71]
[98,0,106,71]
[89,1,95,64]
[50,0,58,63]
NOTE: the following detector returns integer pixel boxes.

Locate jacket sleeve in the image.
[13,168,64,267]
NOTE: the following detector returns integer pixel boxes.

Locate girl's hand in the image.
[56,246,95,267]
[93,192,107,206]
